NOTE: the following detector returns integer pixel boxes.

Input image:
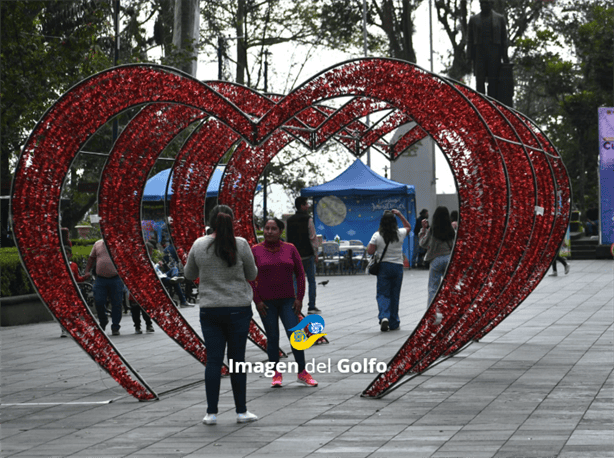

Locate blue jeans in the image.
[93,276,124,331]
[161,277,187,304]
[302,256,317,309]
[259,297,306,372]
[412,236,418,268]
[200,307,252,414]
[427,254,450,306]
[376,262,404,330]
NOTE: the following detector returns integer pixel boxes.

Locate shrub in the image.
[0,249,35,297]
[0,245,93,297]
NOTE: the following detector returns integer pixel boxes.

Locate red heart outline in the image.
[11,59,570,400]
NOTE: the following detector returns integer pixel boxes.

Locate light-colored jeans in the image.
[427,254,450,306]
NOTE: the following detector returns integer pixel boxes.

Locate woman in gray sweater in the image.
[419,206,456,325]
[184,205,258,426]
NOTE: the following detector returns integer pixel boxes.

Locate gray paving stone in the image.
[1,260,612,458]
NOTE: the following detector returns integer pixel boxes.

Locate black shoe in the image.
[307,307,321,314]
[146,325,155,333]
[380,318,389,332]
[111,329,120,336]
[135,328,142,334]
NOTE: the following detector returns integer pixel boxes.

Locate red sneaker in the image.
[297,370,318,387]
[271,371,282,388]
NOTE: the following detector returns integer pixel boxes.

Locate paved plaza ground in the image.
[1,259,612,458]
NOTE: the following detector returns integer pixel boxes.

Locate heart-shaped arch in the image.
[11,59,570,400]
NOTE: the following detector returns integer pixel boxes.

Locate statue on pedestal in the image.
[467,0,513,105]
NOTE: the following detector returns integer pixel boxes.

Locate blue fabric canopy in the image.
[301,159,413,197]
[301,159,416,265]
[143,166,225,201]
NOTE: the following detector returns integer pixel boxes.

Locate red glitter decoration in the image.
[11,60,569,400]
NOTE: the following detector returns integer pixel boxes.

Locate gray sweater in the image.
[419,227,454,262]
[184,235,258,308]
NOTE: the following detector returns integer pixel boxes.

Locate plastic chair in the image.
[321,242,341,275]
[352,248,367,273]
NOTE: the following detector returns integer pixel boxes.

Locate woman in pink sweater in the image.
[251,217,318,388]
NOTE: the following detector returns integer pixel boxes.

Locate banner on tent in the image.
[313,194,416,264]
[598,107,614,245]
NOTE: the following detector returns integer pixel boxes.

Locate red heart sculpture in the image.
[11,60,570,400]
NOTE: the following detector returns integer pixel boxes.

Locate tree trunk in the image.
[235,0,247,85]
[173,0,199,76]
[376,0,417,63]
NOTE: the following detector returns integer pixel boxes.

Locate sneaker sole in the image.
[237,417,258,423]
[296,379,318,387]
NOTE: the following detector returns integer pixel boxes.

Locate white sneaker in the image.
[236,411,258,423]
[202,413,217,425]
[549,272,558,277]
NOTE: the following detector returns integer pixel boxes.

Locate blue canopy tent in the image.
[143,166,225,201]
[301,159,416,266]
[142,166,225,242]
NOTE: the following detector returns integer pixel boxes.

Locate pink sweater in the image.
[251,240,305,304]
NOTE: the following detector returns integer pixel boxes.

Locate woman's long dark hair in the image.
[208,205,237,267]
[378,211,399,244]
[432,206,456,242]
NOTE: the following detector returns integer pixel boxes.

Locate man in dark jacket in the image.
[286,196,320,314]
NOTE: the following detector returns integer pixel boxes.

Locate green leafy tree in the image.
[200,0,325,87]
[1,1,114,243]
[514,0,613,220]
[433,0,549,81]
[319,0,424,63]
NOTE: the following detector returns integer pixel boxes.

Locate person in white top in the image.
[367,209,411,332]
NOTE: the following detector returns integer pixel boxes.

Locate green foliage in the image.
[435,0,549,81]
[0,248,35,297]
[71,238,99,247]
[514,0,613,218]
[0,245,92,297]
[200,0,327,86]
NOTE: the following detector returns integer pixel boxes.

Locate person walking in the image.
[85,239,124,336]
[367,209,411,332]
[184,205,259,426]
[414,209,429,268]
[286,196,320,314]
[251,217,319,388]
[419,206,456,325]
[549,255,570,277]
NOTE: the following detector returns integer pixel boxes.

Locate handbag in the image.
[367,241,390,275]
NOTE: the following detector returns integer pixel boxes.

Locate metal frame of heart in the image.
[10,59,571,401]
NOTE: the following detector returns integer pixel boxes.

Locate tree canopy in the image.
[3,0,611,233]
[514,0,613,219]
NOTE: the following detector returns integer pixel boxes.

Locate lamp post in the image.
[263,49,271,222]
[113,0,120,142]
[217,36,224,80]
[363,0,370,168]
